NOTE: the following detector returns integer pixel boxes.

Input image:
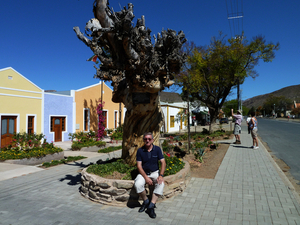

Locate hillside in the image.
[243,84,300,108]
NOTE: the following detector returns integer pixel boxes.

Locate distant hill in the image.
[243,84,300,108]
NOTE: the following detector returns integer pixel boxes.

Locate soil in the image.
[184,142,230,179]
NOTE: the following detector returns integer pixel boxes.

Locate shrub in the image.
[0,132,63,160]
[110,126,123,140]
[69,131,106,150]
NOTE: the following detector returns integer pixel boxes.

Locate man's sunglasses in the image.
[143,138,152,141]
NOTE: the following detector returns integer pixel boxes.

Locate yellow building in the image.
[75,82,124,133]
[0,67,43,148]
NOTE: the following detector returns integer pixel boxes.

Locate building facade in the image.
[44,92,76,142]
[0,67,43,148]
[75,82,124,133]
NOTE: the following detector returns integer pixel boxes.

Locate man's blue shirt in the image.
[136,145,164,173]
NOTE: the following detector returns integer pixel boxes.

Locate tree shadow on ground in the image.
[59,174,81,186]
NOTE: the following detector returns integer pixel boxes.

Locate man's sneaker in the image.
[254,146,259,149]
[251,146,255,148]
[147,207,156,219]
[233,141,241,144]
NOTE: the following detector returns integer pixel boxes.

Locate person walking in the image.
[231,109,243,144]
[249,111,259,149]
[134,132,166,219]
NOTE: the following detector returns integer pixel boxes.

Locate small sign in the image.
[76,124,80,130]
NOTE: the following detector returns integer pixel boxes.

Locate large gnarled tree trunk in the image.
[74,0,186,165]
[122,92,163,165]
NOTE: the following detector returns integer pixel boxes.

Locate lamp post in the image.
[274,104,275,118]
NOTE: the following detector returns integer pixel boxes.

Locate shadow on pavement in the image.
[59,173,81,186]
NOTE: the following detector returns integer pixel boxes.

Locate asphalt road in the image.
[257,118,300,183]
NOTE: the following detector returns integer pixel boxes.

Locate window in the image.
[114,111,118,128]
[28,116,34,134]
[84,109,89,131]
[170,116,175,128]
[102,111,107,128]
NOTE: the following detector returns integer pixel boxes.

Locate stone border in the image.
[80,161,191,206]
[3,152,64,166]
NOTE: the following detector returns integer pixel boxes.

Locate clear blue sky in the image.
[1,0,299,101]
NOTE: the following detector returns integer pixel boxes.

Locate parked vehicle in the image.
[219,117,229,124]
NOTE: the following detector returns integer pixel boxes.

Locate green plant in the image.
[163,154,185,176]
[71,140,106,150]
[194,147,205,163]
[0,132,63,161]
[42,156,86,168]
[69,131,106,150]
[98,145,122,153]
[87,158,136,180]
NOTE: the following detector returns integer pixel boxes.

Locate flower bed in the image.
[69,131,106,150]
[80,161,190,206]
[0,132,63,164]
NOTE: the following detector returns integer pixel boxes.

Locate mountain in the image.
[243,84,300,109]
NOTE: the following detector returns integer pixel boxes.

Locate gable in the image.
[0,67,42,92]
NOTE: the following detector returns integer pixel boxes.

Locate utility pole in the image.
[226,0,244,112]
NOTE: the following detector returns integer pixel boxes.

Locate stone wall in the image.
[80,161,190,206]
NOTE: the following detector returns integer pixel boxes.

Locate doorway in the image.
[1,116,17,148]
[51,117,65,142]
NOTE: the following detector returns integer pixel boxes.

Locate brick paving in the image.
[0,125,300,224]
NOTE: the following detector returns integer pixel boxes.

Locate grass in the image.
[41,156,87,168]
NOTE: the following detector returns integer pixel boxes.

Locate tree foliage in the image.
[176,33,279,128]
[222,99,249,117]
[262,95,293,116]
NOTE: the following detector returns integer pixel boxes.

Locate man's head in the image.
[143,132,153,148]
[251,111,256,117]
[237,110,242,115]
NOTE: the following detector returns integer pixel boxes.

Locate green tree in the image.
[263,95,293,116]
[222,99,249,117]
[177,34,279,131]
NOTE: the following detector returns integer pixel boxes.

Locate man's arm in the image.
[137,161,153,185]
[157,158,166,185]
[231,109,234,117]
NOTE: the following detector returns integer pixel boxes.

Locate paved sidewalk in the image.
[0,125,300,224]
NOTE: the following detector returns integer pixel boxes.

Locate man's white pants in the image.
[134,171,164,195]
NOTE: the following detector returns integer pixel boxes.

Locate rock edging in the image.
[80,161,191,206]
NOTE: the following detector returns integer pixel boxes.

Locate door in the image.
[51,117,65,142]
[1,116,17,148]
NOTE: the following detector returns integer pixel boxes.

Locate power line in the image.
[226,0,244,38]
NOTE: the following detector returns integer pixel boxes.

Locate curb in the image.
[258,136,300,204]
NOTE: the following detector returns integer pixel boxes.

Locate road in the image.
[257,118,300,183]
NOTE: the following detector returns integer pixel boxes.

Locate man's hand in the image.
[157,176,164,185]
[145,176,153,185]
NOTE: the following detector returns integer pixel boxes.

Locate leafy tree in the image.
[262,95,293,116]
[222,99,249,117]
[291,108,300,116]
[176,34,279,131]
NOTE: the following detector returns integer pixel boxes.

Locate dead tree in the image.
[74,0,186,165]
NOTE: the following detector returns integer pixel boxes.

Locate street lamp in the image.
[274,104,275,118]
